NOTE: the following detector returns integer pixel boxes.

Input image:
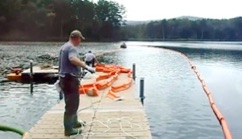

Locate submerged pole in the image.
[132,63,136,81]
[139,78,145,105]
[30,60,33,94]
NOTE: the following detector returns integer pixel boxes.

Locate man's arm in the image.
[68,47,95,73]
[93,54,99,63]
[69,56,86,68]
[94,57,99,64]
[68,47,86,68]
[70,56,95,73]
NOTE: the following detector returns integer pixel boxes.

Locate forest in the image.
[0,0,125,41]
[1,0,242,41]
[124,17,242,41]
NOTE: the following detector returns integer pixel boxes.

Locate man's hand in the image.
[85,66,95,74]
[69,56,95,73]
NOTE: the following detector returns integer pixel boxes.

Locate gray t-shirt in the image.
[58,41,80,77]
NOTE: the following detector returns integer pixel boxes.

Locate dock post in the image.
[140,78,145,105]
[132,63,136,81]
[30,60,33,95]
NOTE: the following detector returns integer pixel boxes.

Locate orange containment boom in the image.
[95,66,104,72]
[127,71,132,78]
[162,48,233,139]
[95,74,118,90]
[111,78,132,92]
[95,80,109,90]
[79,83,99,96]
[79,64,133,102]
[106,90,121,100]
[96,73,111,81]
[120,68,131,73]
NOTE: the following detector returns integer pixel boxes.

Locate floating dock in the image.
[6,49,122,84]
[6,65,58,83]
[23,64,152,139]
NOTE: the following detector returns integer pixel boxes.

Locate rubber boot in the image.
[64,128,82,136]
[73,114,86,128]
[64,114,82,136]
[64,114,73,129]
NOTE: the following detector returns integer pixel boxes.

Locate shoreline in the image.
[1,38,242,43]
[1,40,242,43]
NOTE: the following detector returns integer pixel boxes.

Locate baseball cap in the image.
[70,30,85,40]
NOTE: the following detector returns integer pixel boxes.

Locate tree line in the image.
[123,17,242,41]
[0,0,125,41]
[1,0,242,41]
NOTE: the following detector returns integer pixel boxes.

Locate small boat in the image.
[6,67,23,82]
[120,43,127,49]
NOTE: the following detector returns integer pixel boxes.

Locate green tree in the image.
[51,0,73,39]
[95,0,125,40]
[71,0,96,38]
[0,0,21,35]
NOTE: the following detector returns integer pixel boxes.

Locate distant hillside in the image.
[125,16,242,27]
[126,16,204,25]
[126,20,150,26]
[173,16,204,21]
[122,16,242,41]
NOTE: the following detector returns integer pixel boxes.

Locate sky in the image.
[94,0,242,21]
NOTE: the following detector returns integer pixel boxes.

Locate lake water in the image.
[0,41,241,139]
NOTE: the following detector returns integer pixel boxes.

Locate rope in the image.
[74,71,143,139]
[74,82,107,139]
[107,117,143,139]
[95,49,122,58]
[162,48,233,139]
[77,78,97,112]
[72,117,146,139]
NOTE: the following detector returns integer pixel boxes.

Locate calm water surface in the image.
[0,41,242,139]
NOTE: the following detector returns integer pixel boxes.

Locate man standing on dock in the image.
[58,30,95,136]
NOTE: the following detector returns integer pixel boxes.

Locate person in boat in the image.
[120,42,127,48]
[58,30,95,136]
[84,50,98,67]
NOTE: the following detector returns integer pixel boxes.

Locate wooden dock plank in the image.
[23,71,152,139]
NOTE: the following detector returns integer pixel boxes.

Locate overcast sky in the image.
[95,0,242,21]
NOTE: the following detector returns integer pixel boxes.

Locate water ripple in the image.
[1,42,241,139]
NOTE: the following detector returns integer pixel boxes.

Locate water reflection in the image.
[139,44,242,139]
[0,42,122,139]
[1,42,242,139]
[164,47,242,69]
[101,46,223,139]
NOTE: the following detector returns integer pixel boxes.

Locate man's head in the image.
[88,51,92,53]
[69,30,85,46]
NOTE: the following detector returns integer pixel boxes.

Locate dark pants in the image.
[85,59,95,67]
[59,74,80,131]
